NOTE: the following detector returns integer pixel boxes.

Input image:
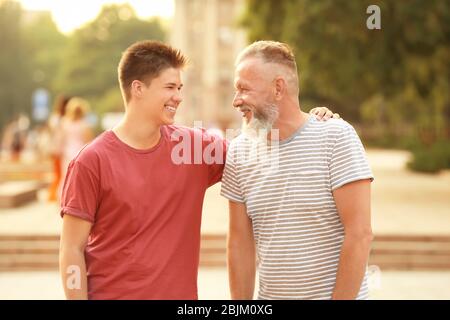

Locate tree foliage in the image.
[241,0,449,145]
[54,4,166,114]
[23,11,67,95]
[0,0,33,129]
[0,1,166,132]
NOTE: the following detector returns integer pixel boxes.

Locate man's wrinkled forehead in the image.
[235,58,264,80]
[235,56,262,73]
[234,57,277,85]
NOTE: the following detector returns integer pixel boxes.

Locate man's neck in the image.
[112,112,162,150]
[271,101,309,141]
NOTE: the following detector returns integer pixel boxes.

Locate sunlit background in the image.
[20,0,174,34]
[0,0,449,300]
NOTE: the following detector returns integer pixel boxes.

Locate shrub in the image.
[408,140,450,173]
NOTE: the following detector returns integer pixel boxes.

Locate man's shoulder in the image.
[307,117,357,142]
[309,117,353,132]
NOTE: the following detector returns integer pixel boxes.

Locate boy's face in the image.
[139,67,183,126]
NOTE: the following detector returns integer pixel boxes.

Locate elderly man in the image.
[221,41,374,300]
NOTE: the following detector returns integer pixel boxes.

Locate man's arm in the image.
[227,200,256,300]
[59,214,92,300]
[331,179,373,300]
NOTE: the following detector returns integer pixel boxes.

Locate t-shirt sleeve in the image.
[220,144,245,203]
[60,160,100,223]
[329,122,374,191]
[203,130,228,187]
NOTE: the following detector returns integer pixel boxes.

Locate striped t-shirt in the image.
[221,116,374,300]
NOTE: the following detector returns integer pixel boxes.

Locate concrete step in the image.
[200,234,226,267]
[374,235,450,242]
[0,254,59,271]
[1,234,449,271]
[0,181,45,208]
[370,234,450,270]
[0,235,60,241]
[0,234,228,271]
[0,161,52,182]
[371,241,450,255]
[370,256,450,269]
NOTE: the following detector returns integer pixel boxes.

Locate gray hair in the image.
[237,41,299,93]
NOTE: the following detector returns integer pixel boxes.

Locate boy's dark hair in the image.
[118,40,187,102]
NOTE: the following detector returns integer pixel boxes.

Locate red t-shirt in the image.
[60,125,227,299]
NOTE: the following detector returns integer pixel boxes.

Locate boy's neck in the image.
[112,113,162,150]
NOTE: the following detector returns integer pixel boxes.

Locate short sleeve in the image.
[202,129,228,187]
[329,123,374,190]
[60,160,100,223]
[220,144,245,203]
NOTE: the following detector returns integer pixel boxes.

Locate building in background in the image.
[171,0,247,131]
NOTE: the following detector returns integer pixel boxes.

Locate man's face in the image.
[233,58,279,134]
[139,67,183,126]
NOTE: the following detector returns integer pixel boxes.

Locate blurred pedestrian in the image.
[60,97,94,195]
[47,95,71,201]
[1,114,29,162]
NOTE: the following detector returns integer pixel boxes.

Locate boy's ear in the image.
[131,80,144,98]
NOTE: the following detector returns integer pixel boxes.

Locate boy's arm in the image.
[59,214,92,300]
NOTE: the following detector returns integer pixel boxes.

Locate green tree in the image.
[22,11,67,98]
[54,4,166,115]
[241,0,449,125]
[241,0,450,172]
[0,0,33,130]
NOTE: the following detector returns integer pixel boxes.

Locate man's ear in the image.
[274,77,286,101]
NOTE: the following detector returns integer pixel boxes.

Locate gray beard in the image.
[242,103,279,140]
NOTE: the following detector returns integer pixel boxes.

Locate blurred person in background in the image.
[1,114,29,162]
[47,95,71,201]
[60,97,94,196]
